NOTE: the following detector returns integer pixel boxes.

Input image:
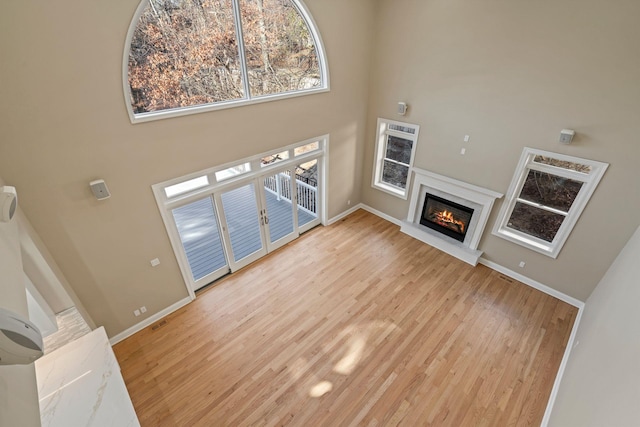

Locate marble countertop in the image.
[35,327,140,427]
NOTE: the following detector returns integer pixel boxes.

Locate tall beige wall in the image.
[0,177,41,427]
[0,0,375,337]
[363,0,640,300]
[17,209,96,330]
[549,225,640,426]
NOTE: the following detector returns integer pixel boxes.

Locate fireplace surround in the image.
[420,193,474,242]
[401,168,503,265]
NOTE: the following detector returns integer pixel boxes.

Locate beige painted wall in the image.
[0,177,41,427]
[362,0,640,300]
[0,0,375,337]
[549,225,640,426]
[17,209,96,330]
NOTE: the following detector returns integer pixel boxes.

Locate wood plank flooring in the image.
[113,209,577,426]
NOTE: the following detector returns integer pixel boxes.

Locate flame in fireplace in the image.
[435,210,466,233]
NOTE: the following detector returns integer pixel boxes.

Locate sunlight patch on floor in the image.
[334,335,366,375]
[309,381,333,398]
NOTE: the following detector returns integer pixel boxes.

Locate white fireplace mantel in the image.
[401,168,503,266]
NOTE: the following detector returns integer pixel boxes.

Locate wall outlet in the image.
[140,306,147,314]
[460,148,466,155]
[134,309,141,317]
[347,200,351,206]
[519,261,526,268]
[464,135,470,142]
[150,258,160,267]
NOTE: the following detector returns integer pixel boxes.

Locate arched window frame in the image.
[122,0,330,124]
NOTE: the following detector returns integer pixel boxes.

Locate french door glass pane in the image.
[263,172,294,243]
[220,183,264,262]
[507,202,565,242]
[172,197,226,281]
[296,159,318,226]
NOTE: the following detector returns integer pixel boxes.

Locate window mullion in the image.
[382,157,409,167]
[231,0,251,100]
[385,129,415,139]
[514,197,569,216]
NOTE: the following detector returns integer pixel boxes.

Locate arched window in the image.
[124,0,328,122]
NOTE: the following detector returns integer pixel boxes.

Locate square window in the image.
[261,151,290,167]
[164,175,209,198]
[385,136,413,164]
[214,162,252,182]
[519,170,583,212]
[382,161,409,189]
[294,141,320,156]
[507,202,565,242]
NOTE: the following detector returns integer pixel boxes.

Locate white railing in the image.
[296,179,316,214]
[264,172,317,214]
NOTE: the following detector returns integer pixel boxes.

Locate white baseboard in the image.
[109,296,193,345]
[478,258,585,309]
[111,207,581,424]
[359,204,403,226]
[358,206,586,425]
[328,203,404,227]
[476,258,585,426]
[327,203,364,225]
[540,305,583,426]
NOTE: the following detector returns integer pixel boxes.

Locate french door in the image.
[260,169,300,252]
[171,197,229,291]
[216,181,268,272]
[171,163,320,292]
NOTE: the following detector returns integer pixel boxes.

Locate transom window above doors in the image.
[124,0,329,123]
[157,139,323,202]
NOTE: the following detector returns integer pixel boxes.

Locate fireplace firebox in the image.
[420,193,474,242]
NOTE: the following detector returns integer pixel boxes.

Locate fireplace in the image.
[420,193,474,242]
[401,168,503,266]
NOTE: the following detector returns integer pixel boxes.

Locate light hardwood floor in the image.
[114,209,577,426]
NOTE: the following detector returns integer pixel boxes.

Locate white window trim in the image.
[152,135,328,210]
[371,118,420,199]
[492,147,608,258]
[122,0,330,124]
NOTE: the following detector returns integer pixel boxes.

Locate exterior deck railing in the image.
[264,172,317,214]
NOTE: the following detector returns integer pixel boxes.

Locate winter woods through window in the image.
[125,0,326,121]
[372,118,420,199]
[492,148,608,258]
